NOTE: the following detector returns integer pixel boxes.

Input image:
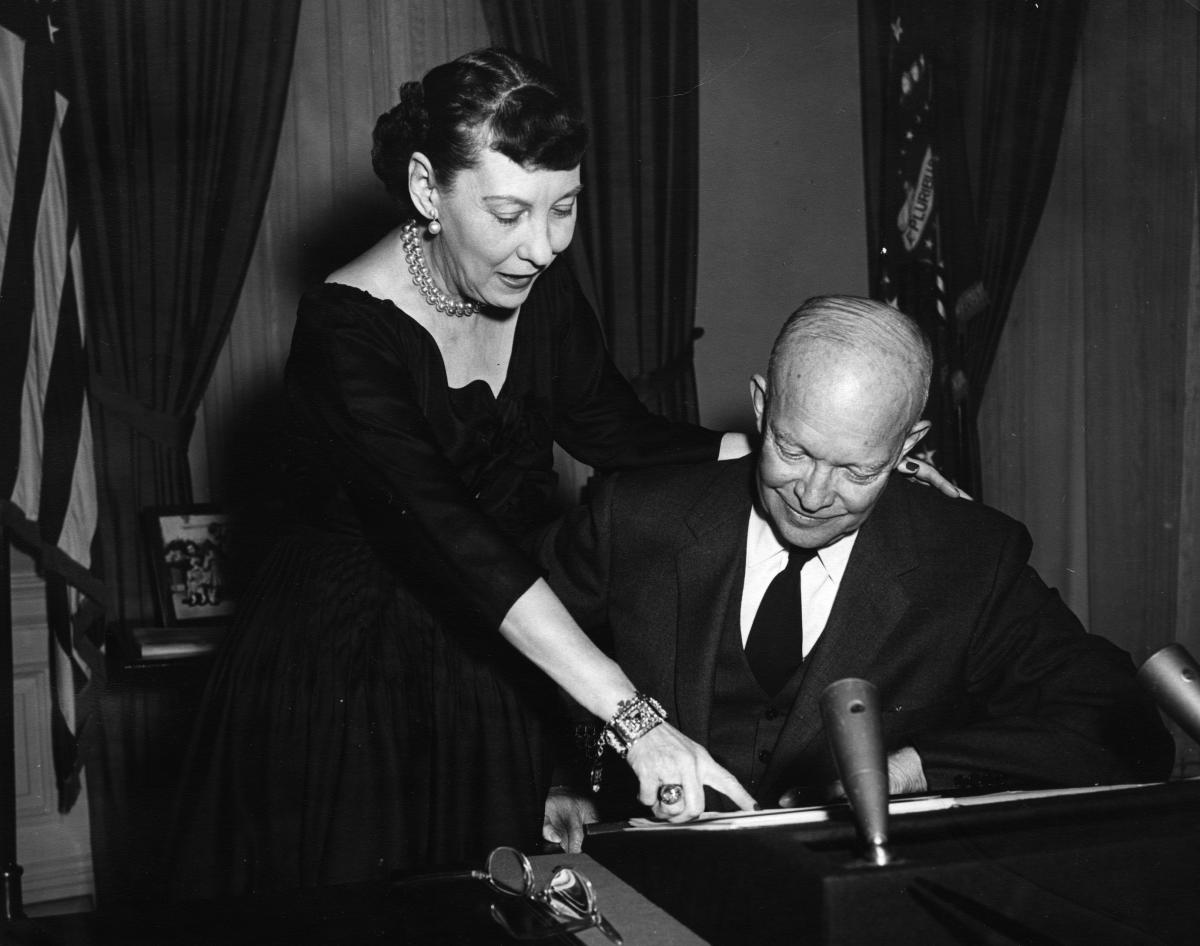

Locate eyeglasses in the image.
[396,845,622,944]
[483,845,623,945]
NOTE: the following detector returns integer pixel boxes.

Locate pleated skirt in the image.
[169,532,557,899]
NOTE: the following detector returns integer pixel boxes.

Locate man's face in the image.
[751,352,928,549]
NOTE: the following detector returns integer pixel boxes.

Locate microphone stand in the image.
[820,677,893,867]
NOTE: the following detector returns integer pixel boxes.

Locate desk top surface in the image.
[10,780,1200,946]
[4,853,707,946]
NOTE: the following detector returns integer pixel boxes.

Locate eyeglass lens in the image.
[486,845,534,896]
[485,846,621,945]
[545,867,595,920]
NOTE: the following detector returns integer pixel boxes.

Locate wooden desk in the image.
[1,853,707,946]
[11,781,1196,945]
[585,779,1200,946]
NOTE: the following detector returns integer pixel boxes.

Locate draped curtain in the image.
[979,1,1198,773]
[859,0,1081,500]
[60,0,300,905]
[193,0,491,573]
[481,0,702,422]
[62,0,301,630]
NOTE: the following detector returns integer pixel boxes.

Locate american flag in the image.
[1,0,103,813]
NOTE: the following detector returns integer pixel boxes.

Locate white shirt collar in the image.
[746,501,859,582]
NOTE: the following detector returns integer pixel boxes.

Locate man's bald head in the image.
[750,296,933,549]
[766,295,932,432]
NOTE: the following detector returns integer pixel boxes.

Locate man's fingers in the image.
[565,819,585,854]
[544,808,585,853]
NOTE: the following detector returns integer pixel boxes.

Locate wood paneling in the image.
[10,551,94,905]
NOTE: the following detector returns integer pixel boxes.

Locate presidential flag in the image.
[873,1,986,496]
[1,0,103,813]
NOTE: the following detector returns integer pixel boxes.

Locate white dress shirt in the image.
[739,504,859,656]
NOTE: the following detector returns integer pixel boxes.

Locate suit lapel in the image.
[763,480,919,783]
[674,460,754,742]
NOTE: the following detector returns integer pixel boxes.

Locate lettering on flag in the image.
[872,1,977,488]
[899,146,935,252]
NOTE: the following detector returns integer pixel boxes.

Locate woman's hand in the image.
[725,434,968,500]
[542,787,598,853]
[624,722,757,822]
[497,583,755,821]
[898,457,973,500]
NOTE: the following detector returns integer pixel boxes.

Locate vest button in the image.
[763,706,779,720]
[758,749,772,763]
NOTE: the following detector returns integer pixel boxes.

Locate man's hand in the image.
[624,722,758,822]
[778,746,928,807]
[542,787,598,854]
[884,746,927,794]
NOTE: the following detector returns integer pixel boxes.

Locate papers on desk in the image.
[604,795,954,832]
[949,779,1161,806]
[592,780,1168,834]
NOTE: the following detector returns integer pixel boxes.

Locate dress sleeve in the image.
[544,267,724,471]
[286,293,541,630]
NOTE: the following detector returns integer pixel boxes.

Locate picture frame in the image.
[142,504,235,626]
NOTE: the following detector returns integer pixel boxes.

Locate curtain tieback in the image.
[89,375,195,450]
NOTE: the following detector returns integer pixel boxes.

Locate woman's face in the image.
[429,149,581,310]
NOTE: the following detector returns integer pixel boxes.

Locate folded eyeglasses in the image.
[399,845,622,944]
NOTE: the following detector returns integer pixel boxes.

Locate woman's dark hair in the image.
[372,47,588,216]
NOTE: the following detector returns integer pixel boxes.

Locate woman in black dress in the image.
[170,47,761,897]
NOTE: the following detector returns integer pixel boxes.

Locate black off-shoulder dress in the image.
[169,264,720,897]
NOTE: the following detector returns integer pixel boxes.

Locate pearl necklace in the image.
[401,219,480,318]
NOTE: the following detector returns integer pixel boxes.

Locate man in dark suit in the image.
[540,295,1173,845]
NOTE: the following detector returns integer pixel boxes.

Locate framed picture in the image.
[142,504,235,626]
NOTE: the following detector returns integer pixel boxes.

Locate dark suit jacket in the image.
[540,456,1174,809]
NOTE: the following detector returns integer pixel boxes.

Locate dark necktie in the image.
[745,547,818,696]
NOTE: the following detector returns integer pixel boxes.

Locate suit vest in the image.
[705,580,807,809]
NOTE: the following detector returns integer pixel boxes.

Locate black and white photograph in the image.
[142,506,233,626]
[2,1,1199,943]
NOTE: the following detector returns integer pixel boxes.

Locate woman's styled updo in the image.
[372,47,588,218]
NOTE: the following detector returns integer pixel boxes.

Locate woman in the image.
[171,47,955,897]
[170,47,761,898]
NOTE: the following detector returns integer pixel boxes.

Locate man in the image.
[540,295,1173,845]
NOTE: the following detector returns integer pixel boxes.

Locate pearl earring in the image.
[427,217,442,236]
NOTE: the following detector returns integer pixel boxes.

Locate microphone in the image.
[819,677,891,865]
[1137,643,1200,747]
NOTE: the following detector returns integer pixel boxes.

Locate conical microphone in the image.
[1137,643,1200,747]
[819,677,891,865]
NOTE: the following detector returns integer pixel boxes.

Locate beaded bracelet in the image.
[591,692,667,792]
